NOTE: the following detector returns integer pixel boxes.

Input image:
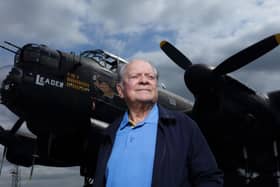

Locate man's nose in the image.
[139,75,149,83]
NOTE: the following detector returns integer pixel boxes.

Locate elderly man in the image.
[93,59,223,187]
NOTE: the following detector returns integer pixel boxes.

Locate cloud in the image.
[86,0,166,34]
[0,0,89,47]
[2,0,279,71]
[233,69,280,93]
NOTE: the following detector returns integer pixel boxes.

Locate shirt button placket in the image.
[127,130,135,145]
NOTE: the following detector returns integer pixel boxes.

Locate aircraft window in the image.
[80,49,127,72]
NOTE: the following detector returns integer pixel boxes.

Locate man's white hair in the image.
[117,59,158,84]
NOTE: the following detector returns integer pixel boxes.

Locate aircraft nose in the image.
[0,65,13,103]
[0,65,22,104]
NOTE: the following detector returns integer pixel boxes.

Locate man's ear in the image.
[116,83,124,98]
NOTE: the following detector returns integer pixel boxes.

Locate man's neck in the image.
[128,103,155,124]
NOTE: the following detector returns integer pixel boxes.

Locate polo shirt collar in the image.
[119,104,159,130]
[104,104,177,142]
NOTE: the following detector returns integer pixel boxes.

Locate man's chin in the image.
[136,97,157,104]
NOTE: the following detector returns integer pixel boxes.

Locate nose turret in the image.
[0,65,13,104]
[0,41,22,105]
[0,65,23,116]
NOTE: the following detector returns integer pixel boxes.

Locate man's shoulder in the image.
[158,105,196,128]
[158,105,202,145]
[158,105,192,120]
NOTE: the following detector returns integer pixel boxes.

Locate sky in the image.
[0,0,280,186]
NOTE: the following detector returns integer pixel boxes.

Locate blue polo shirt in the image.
[106,104,159,187]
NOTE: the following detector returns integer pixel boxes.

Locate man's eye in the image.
[148,75,155,80]
[129,75,138,79]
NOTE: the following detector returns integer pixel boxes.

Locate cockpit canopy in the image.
[80,49,128,72]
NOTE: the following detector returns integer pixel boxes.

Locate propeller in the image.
[160,33,280,94]
[160,33,280,123]
[160,33,280,74]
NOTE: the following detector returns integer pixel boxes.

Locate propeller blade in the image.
[10,118,24,134]
[160,40,192,70]
[214,33,280,75]
[0,147,7,175]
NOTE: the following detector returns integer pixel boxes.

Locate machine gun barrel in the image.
[0,41,21,54]
[0,45,16,54]
[4,41,21,49]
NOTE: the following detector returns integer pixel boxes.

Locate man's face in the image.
[117,60,158,105]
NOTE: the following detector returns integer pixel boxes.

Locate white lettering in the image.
[35,75,44,86]
[35,74,64,88]
[45,78,50,84]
